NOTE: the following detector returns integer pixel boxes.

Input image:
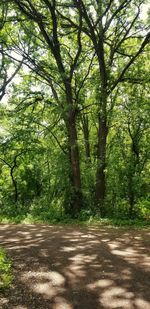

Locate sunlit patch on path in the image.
[0,224,149,308]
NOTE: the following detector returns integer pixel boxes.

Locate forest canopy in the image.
[0,0,150,221]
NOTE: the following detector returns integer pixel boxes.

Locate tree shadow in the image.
[0,224,150,308]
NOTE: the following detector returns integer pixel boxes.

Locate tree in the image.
[0,0,149,219]
[106,80,149,218]
[2,0,89,215]
[61,0,149,212]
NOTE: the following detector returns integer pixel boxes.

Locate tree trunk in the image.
[81,114,91,162]
[95,114,108,214]
[65,80,82,216]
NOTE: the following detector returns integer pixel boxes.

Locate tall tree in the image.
[63,0,149,211]
[2,0,89,215]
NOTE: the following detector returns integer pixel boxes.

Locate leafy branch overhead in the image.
[0,0,149,219]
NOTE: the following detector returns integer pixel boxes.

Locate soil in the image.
[0,224,150,309]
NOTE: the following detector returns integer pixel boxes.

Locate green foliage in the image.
[134,199,150,220]
[0,0,149,221]
[0,198,149,228]
[0,248,13,290]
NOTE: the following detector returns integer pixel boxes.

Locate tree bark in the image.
[95,112,108,214]
[81,114,91,162]
[65,80,82,216]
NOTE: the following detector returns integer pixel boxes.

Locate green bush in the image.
[135,198,150,219]
[0,248,13,289]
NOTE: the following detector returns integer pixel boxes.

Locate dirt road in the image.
[0,224,150,309]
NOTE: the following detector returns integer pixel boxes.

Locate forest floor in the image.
[0,224,150,309]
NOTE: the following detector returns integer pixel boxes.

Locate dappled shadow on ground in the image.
[0,224,150,309]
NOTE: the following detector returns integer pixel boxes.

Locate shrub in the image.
[0,248,13,289]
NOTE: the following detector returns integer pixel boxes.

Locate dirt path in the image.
[0,224,150,309]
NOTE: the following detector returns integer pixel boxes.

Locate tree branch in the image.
[109,32,150,93]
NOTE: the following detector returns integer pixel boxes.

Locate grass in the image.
[0,199,149,228]
[0,212,149,229]
[0,196,149,228]
[0,247,13,290]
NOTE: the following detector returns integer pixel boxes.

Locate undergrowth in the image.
[0,248,13,290]
[0,198,149,228]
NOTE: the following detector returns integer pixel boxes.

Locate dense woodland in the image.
[0,0,149,221]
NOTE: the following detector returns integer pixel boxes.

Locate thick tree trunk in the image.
[95,114,108,214]
[94,14,108,213]
[65,80,82,216]
[67,115,82,216]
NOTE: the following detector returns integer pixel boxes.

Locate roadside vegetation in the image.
[0,199,149,228]
[0,248,13,290]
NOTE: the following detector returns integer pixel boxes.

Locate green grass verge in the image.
[0,248,13,290]
[0,213,149,229]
